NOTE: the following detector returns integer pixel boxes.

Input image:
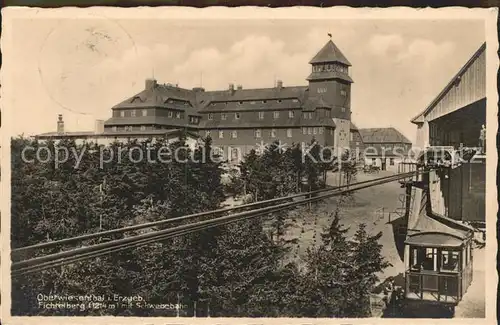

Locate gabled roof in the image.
[411,42,486,125]
[309,40,352,66]
[358,127,412,144]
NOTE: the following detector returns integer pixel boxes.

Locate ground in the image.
[284,169,406,280]
[454,245,486,317]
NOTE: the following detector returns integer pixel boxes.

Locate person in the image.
[479,124,486,154]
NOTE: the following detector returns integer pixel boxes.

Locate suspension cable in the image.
[11,171,424,276]
[12,171,418,258]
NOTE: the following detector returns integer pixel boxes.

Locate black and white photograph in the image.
[1,7,498,323]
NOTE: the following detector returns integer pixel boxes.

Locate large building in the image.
[38,39,357,161]
[359,127,412,171]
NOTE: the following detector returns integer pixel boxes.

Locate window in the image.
[176,112,181,119]
[287,129,292,138]
[271,129,277,138]
[250,101,256,105]
[330,129,333,135]
[277,100,282,103]
[372,158,376,163]
[258,112,264,119]
[142,109,148,117]
[125,126,133,132]
[302,127,307,135]
[219,130,224,139]
[231,130,238,139]
[319,127,324,135]
[292,99,299,103]
[341,107,346,113]
[390,158,395,166]
[308,112,313,119]
[317,88,327,94]
[168,111,173,118]
[424,248,438,271]
[221,113,227,120]
[112,126,117,132]
[120,111,125,117]
[313,127,317,135]
[131,110,136,117]
[350,133,354,141]
[255,129,261,138]
[289,110,294,118]
[205,130,211,137]
[273,111,279,119]
[326,110,330,117]
[262,100,267,104]
[441,250,460,272]
[307,127,312,135]
[340,90,347,96]
[208,113,214,120]
[140,126,146,131]
[235,113,240,120]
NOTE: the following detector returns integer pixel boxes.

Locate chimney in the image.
[145,78,157,90]
[94,119,105,134]
[57,114,64,134]
[228,83,235,94]
[276,80,283,89]
[237,84,243,90]
[192,87,205,92]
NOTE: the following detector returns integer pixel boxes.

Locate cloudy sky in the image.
[8,17,484,143]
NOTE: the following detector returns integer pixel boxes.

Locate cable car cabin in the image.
[404,197,475,306]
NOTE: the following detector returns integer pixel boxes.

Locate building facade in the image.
[358,127,412,171]
[409,42,486,223]
[38,40,354,162]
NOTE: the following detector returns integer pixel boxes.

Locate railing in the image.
[405,270,462,305]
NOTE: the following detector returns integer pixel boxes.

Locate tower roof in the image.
[309,40,351,66]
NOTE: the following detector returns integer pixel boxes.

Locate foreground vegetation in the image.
[11,135,390,317]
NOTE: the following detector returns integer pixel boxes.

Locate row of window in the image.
[119,109,148,118]
[210,99,299,106]
[207,127,332,139]
[114,125,147,132]
[208,109,345,121]
[312,63,349,74]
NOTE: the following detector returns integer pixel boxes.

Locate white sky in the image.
[8,18,485,144]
